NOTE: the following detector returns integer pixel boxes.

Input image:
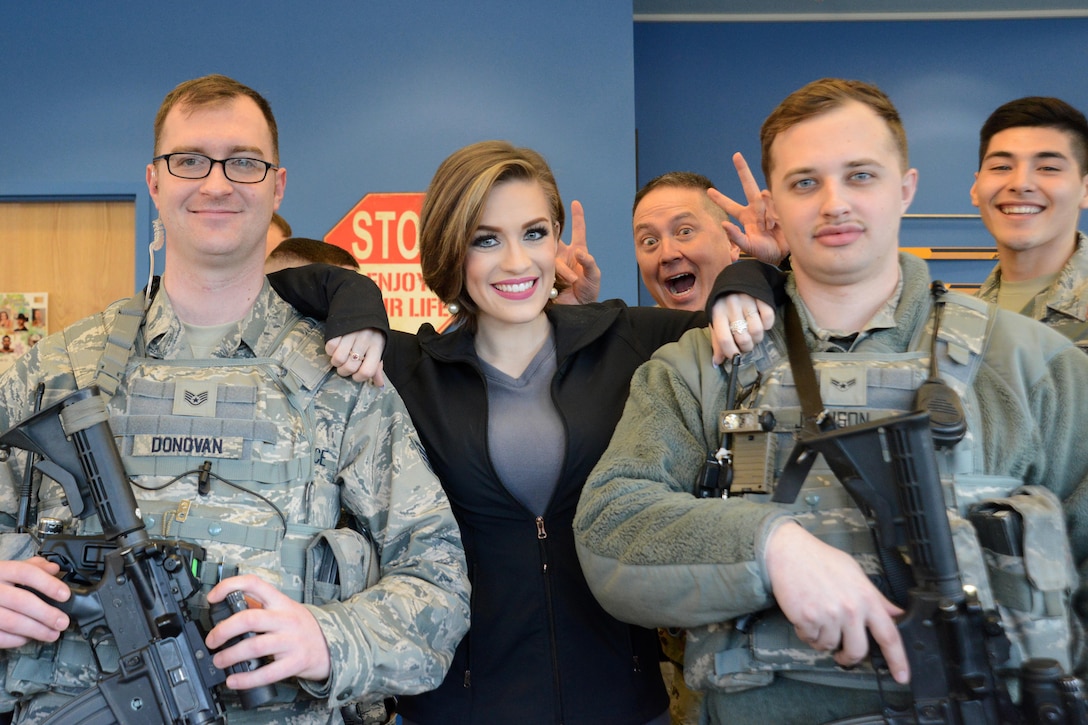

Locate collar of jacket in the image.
[1045,230,1088,321]
[144,280,285,360]
[783,252,932,355]
[978,231,1088,322]
[416,301,627,368]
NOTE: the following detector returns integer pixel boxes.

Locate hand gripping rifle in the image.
[771,410,1088,725]
[0,387,274,724]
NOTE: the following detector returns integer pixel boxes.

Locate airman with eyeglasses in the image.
[0,74,470,724]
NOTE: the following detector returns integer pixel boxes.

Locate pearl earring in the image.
[549,287,558,300]
[447,301,460,315]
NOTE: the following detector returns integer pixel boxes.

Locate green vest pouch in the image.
[305,526,381,606]
[968,485,1079,673]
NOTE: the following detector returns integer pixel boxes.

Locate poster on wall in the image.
[0,293,48,374]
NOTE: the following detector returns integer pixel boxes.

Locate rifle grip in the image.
[208,591,277,710]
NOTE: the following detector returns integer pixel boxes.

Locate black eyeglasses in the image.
[153,153,278,183]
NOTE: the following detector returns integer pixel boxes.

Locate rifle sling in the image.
[776,300,915,607]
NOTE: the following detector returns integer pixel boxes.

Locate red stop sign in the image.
[324,192,450,333]
[324,192,424,264]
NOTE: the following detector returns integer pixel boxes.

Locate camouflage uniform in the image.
[0,283,470,724]
[574,253,1088,725]
[977,230,1088,352]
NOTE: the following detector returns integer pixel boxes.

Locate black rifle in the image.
[773,410,1088,725]
[0,386,274,724]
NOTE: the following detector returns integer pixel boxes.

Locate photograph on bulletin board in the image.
[0,292,48,374]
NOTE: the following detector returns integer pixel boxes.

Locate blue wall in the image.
[6,10,1088,306]
[0,2,639,301]
[634,18,1088,298]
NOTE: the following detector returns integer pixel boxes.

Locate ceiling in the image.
[633,0,1088,21]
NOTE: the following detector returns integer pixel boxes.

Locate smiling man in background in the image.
[971,96,1088,350]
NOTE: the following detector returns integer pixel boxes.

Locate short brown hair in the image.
[269,212,292,238]
[760,78,908,186]
[419,141,565,330]
[153,74,280,163]
[267,237,359,270]
[632,171,727,222]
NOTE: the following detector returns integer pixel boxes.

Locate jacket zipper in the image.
[464,563,476,688]
[536,515,565,723]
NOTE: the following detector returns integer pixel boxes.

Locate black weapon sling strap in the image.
[771,299,835,503]
[772,299,915,606]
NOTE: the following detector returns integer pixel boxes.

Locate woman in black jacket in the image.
[276,140,752,724]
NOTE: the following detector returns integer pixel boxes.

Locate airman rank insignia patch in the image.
[173,380,218,417]
[821,365,867,406]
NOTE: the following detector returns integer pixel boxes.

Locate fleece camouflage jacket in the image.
[574,253,1088,725]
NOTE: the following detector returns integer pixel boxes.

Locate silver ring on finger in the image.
[350,351,361,361]
[729,319,749,335]
[745,309,760,318]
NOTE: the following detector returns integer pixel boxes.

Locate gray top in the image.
[480,335,563,516]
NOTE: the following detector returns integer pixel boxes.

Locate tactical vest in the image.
[6,290,374,708]
[684,293,1079,695]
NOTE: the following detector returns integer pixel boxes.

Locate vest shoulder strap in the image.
[62,291,147,396]
[272,315,333,398]
[908,291,997,392]
[94,292,148,397]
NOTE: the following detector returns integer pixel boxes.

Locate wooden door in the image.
[0,199,136,334]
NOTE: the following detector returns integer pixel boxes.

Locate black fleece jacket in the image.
[270,265,705,724]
